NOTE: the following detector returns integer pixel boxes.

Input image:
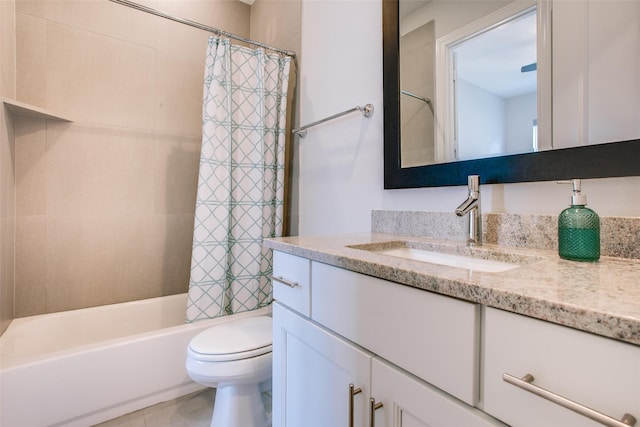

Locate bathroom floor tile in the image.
[142,389,215,427]
[95,387,273,427]
[93,410,146,427]
[93,389,214,427]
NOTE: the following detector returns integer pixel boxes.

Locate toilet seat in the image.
[188,315,272,362]
[185,314,273,427]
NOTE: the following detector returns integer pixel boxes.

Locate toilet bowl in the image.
[186,315,273,427]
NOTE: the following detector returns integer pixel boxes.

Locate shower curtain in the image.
[186,37,291,323]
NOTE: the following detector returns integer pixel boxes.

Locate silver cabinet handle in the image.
[270,275,299,288]
[349,383,362,427]
[369,398,383,427]
[503,373,637,427]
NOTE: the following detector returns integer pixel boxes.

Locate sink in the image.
[348,241,542,273]
[374,247,520,272]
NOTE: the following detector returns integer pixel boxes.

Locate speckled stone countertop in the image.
[264,233,640,346]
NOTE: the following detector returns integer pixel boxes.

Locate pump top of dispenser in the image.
[558,179,587,206]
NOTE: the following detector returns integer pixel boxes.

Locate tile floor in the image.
[94,388,272,427]
[94,389,215,427]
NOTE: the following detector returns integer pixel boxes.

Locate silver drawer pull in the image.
[503,373,637,427]
[369,398,383,427]
[270,275,299,288]
[349,383,362,427]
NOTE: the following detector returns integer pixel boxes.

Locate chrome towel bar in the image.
[293,104,374,138]
[401,90,431,104]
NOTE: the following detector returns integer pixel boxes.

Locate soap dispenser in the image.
[557,179,600,262]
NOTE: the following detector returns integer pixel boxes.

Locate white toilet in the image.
[186,315,273,427]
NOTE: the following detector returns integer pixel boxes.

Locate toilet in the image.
[186,315,273,427]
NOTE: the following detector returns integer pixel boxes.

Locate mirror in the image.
[384,0,640,188]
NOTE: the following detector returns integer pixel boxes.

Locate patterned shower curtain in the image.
[186,37,291,323]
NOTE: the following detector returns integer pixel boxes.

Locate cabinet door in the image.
[273,302,371,427]
[371,359,504,427]
[484,307,640,427]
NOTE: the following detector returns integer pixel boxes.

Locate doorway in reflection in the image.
[452,8,537,161]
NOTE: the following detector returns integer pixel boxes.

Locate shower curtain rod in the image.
[108,0,296,58]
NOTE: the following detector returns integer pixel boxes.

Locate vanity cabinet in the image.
[483,307,640,427]
[272,251,503,427]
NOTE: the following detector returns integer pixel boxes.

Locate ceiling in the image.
[400,0,431,19]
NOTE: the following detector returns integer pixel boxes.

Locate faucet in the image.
[455,175,482,246]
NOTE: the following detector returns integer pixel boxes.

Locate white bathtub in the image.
[0,293,272,427]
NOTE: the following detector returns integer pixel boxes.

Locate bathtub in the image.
[0,293,272,427]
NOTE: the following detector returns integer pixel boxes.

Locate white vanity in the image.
[266,233,640,427]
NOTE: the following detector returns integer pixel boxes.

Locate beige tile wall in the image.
[12,0,265,316]
[400,20,435,168]
[250,0,301,235]
[1,0,17,334]
[250,0,301,52]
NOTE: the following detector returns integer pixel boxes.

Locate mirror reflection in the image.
[400,19,435,167]
[452,9,537,161]
[397,0,639,170]
[399,0,543,168]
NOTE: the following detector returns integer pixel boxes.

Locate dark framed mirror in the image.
[383,0,640,189]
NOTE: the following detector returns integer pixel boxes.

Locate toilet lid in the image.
[188,316,272,362]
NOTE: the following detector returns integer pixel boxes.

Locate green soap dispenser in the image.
[557,179,600,262]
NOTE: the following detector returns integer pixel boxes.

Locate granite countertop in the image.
[264,232,640,346]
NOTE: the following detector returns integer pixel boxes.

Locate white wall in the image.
[457,78,505,161]
[298,0,384,235]
[505,91,536,154]
[298,0,640,236]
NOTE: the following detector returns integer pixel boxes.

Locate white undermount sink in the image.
[375,247,520,273]
[349,241,542,273]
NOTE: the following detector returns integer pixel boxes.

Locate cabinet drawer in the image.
[311,261,480,405]
[272,251,311,317]
[483,307,640,427]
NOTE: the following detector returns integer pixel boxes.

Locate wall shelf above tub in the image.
[3,98,73,122]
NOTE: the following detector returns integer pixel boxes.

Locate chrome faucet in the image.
[455,175,482,246]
